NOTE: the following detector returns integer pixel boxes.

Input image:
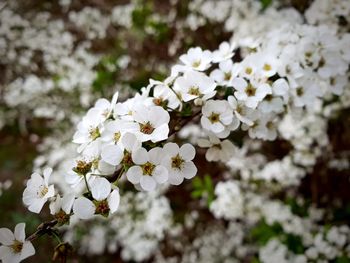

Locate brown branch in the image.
[26,219,58,242]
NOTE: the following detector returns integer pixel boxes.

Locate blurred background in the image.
[0,0,349,262]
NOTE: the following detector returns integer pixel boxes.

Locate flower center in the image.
[330,77,335,86]
[91,158,99,170]
[114,131,121,142]
[171,154,185,170]
[245,67,253,75]
[153,97,163,106]
[236,105,243,114]
[266,121,275,130]
[296,87,304,97]
[38,185,48,198]
[89,127,100,140]
[192,60,201,68]
[54,210,70,225]
[263,63,272,71]
[265,94,273,101]
[11,240,23,254]
[213,143,222,150]
[245,83,256,97]
[122,151,133,167]
[95,200,110,217]
[140,122,155,135]
[224,72,232,81]
[189,86,201,96]
[209,113,220,123]
[73,160,92,175]
[141,162,156,176]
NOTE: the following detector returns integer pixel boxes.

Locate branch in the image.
[26,219,58,242]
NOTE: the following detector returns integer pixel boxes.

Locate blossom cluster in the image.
[1,0,350,262]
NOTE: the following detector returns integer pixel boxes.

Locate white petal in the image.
[108,189,120,214]
[44,185,55,199]
[0,228,14,245]
[14,223,25,242]
[183,162,197,179]
[180,144,196,161]
[210,122,225,133]
[43,167,52,185]
[151,124,169,142]
[153,166,168,184]
[65,172,81,187]
[73,197,95,220]
[132,148,148,164]
[61,193,76,214]
[101,145,123,166]
[121,132,140,151]
[28,198,46,214]
[197,138,211,148]
[140,176,156,191]
[148,147,163,164]
[232,77,247,90]
[20,241,35,261]
[168,170,184,185]
[163,142,179,156]
[126,166,142,184]
[0,246,21,263]
[91,177,111,201]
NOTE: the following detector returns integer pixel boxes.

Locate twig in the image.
[26,220,58,242]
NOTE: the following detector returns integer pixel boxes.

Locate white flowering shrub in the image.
[1,0,350,262]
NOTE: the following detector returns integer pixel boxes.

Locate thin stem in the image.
[83,174,91,193]
[168,86,184,110]
[90,173,113,177]
[52,231,62,244]
[113,167,125,186]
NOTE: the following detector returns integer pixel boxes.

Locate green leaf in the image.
[192,177,203,189]
[335,256,350,263]
[260,0,272,9]
[283,234,304,254]
[191,190,203,199]
[250,221,283,245]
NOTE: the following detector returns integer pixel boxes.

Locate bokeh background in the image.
[0,0,350,262]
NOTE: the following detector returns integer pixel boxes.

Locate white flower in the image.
[0,223,35,263]
[173,70,216,102]
[179,47,212,71]
[146,78,181,110]
[100,144,124,167]
[210,180,243,220]
[65,158,94,188]
[114,97,139,121]
[201,100,237,136]
[210,59,238,86]
[72,108,104,150]
[92,91,119,121]
[100,119,138,146]
[49,193,75,225]
[73,177,120,219]
[211,41,235,63]
[258,95,284,113]
[126,147,168,191]
[133,105,170,143]
[255,52,280,78]
[198,135,237,162]
[161,143,197,185]
[291,78,321,107]
[227,95,254,126]
[22,168,55,213]
[232,77,272,108]
[243,113,278,141]
[272,78,290,102]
